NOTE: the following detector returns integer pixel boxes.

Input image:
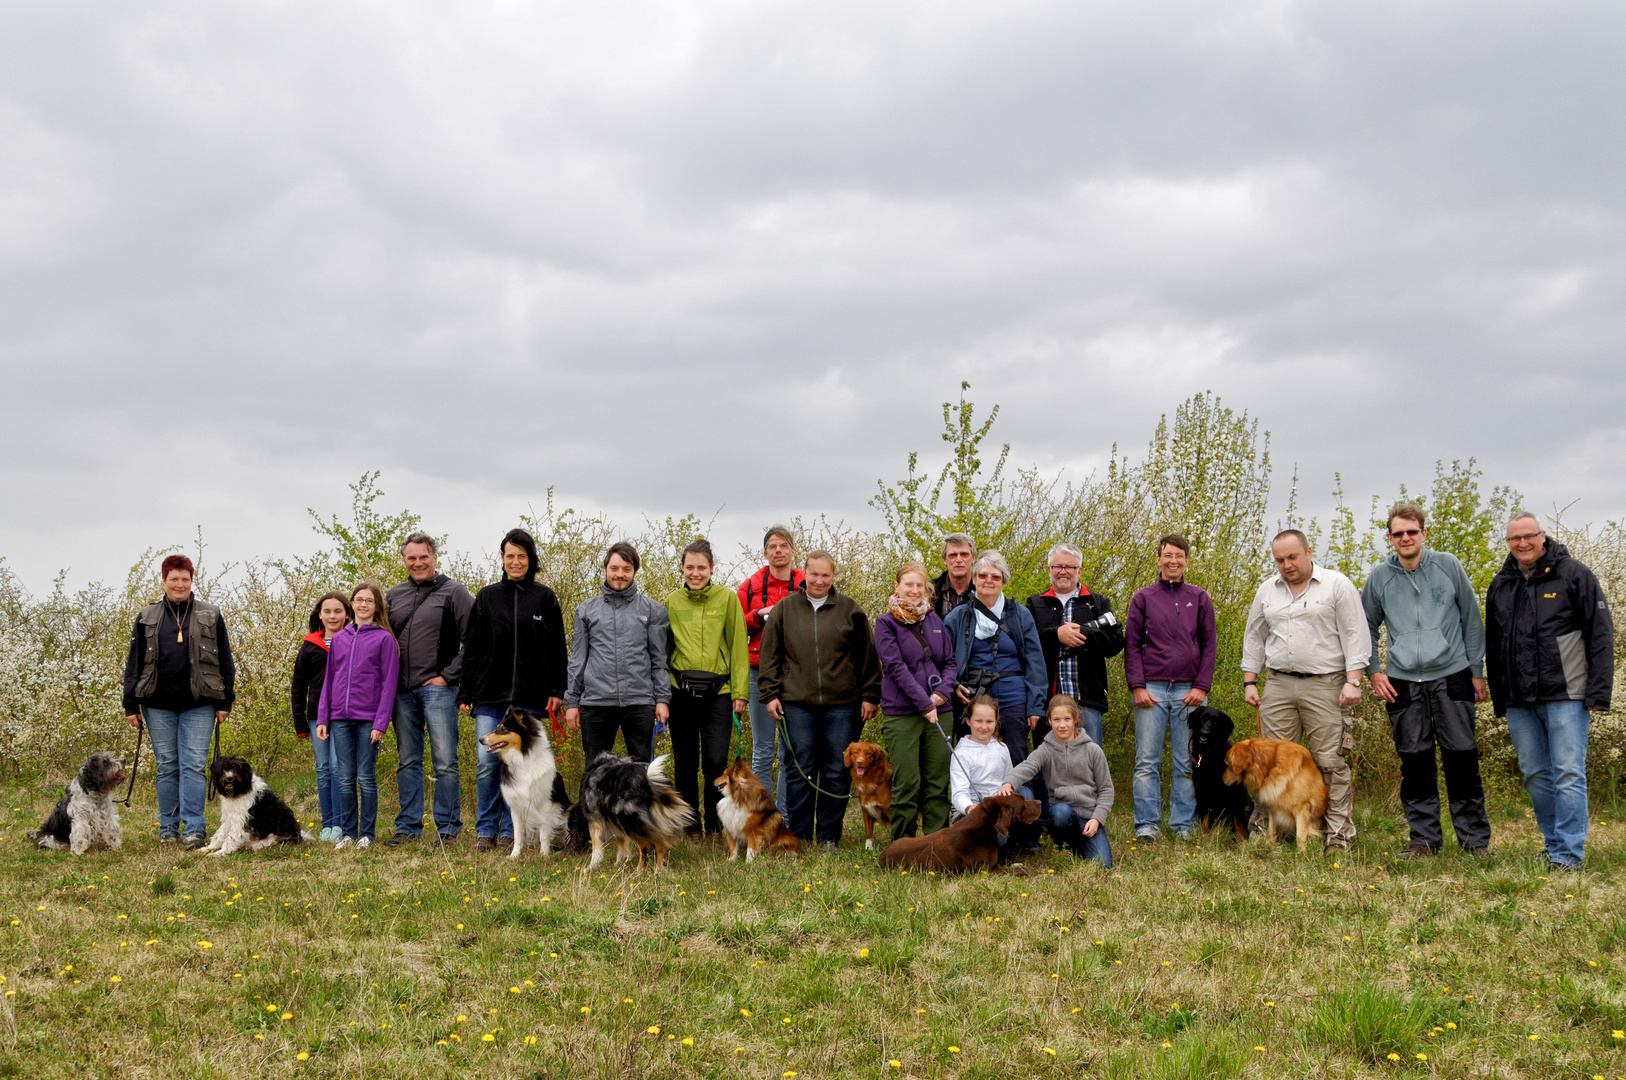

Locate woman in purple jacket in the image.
[875,562,958,840]
[317,581,400,849]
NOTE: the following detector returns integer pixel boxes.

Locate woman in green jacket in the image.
[665,538,750,835]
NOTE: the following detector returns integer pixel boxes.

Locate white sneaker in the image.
[333,836,354,850]
[356,837,371,850]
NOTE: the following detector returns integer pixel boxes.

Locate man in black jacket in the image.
[1486,512,1614,870]
[458,528,569,852]
[1026,543,1126,749]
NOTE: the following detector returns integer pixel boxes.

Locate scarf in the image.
[973,594,1006,640]
[887,594,930,625]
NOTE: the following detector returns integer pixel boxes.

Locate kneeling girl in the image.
[998,694,1113,866]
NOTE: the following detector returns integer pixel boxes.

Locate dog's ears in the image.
[994,801,1016,836]
[1019,798,1042,823]
[874,746,890,768]
[843,744,855,768]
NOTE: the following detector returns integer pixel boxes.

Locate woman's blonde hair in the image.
[894,561,935,600]
[966,694,1003,740]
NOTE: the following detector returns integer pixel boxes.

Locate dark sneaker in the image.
[381,832,417,847]
[472,837,495,852]
[182,835,207,851]
[1469,846,1491,858]
[1134,832,1158,845]
[1396,843,1438,860]
[435,833,458,848]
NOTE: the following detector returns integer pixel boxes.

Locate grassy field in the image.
[4,762,1626,1080]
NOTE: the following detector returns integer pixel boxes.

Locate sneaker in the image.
[1134,831,1158,845]
[435,833,458,848]
[316,827,335,842]
[381,832,417,847]
[1172,829,1194,842]
[334,836,354,850]
[472,837,495,852]
[183,834,207,851]
[356,837,371,850]
[1396,843,1438,860]
[1325,836,1350,852]
[159,835,179,846]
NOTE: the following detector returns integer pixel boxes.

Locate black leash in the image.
[118,717,144,807]
[205,721,222,802]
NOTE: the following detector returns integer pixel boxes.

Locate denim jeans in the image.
[330,721,379,841]
[748,667,787,814]
[1133,681,1197,835]
[310,731,338,830]
[1505,700,1591,867]
[473,706,517,840]
[780,702,861,845]
[392,684,463,838]
[1019,784,1111,867]
[143,704,215,839]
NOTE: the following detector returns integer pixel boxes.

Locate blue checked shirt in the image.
[1055,594,1080,699]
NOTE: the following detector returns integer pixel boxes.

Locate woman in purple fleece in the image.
[317,581,399,850]
[874,562,958,840]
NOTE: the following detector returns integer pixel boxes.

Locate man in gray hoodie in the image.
[564,542,671,766]
[1362,503,1491,858]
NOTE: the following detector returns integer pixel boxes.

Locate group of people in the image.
[120,505,1613,873]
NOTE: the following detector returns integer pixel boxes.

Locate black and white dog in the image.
[1186,705,1254,841]
[29,752,125,854]
[481,708,575,858]
[579,753,696,872]
[201,756,306,855]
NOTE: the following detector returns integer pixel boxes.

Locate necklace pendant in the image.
[177,630,184,643]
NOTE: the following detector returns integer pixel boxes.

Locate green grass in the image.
[4,776,1626,1079]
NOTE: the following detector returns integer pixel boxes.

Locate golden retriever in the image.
[1221,738,1328,852]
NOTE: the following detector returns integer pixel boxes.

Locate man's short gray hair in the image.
[1046,542,1082,567]
[941,533,975,559]
[401,531,438,556]
[972,549,1011,585]
[1507,511,1541,531]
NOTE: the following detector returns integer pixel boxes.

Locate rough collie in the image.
[482,708,574,858]
[579,753,696,871]
[202,755,305,855]
[713,757,798,861]
[29,752,125,854]
[1222,737,1328,852]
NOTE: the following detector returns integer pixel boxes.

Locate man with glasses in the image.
[1485,512,1613,871]
[1027,543,1125,748]
[1125,534,1216,843]
[1362,504,1490,859]
[932,533,977,620]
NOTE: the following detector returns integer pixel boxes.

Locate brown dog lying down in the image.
[1221,737,1328,852]
[878,793,1041,873]
[844,741,893,850]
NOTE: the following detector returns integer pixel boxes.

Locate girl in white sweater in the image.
[950,696,1014,820]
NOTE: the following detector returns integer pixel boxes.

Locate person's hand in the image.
[565,708,580,732]
[459,702,471,713]
[861,701,878,722]
[425,676,449,688]
[1026,715,1040,730]
[732,699,748,716]
[1131,687,1155,709]
[767,698,784,721]
[126,713,141,729]
[1057,623,1086,648]
[1244,683,1261,708]
[1370,672,1397,704]
[546,696,564,716]
[1181,687,1208,707]
[1081,818,1100,838]
[654,702,670,723]
[923,707,939,726]
[215,710,228,725]
[1338,680,1363,707]
[929,691,948,708]
[316,725,328,740]
[1472,678,1488,703]
[996,783,1015,797]
[370,728,384,745]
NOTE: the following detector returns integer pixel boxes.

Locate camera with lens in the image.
[1061,610,1119,657]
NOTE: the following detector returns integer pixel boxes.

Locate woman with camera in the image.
[941,550,1047,770]
[874,562,958,839]
[664,538,750,835]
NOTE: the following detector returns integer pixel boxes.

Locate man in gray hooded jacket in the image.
[564,541,671,766]
[1362,503,1491,858]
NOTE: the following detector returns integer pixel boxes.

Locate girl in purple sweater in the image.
[317,582,399,849]
[875,562,958,840]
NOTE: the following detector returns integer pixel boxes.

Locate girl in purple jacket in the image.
[875,562,958,840]
[317,581,400,849]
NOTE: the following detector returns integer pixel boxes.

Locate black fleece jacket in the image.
[457,577,569,710]
[289,633,328,738]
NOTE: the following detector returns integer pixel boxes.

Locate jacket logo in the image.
[1544,593,1557,599]
[532,614,545,620]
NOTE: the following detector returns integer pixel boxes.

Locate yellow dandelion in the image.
[1387,1052,1401,1061]
[197,941,213,949]
[648,1026,660,1035]
[511,987,521,994]
[580,1006,590,1015]
[1043,1047,1056,1056]
[436,1039,448,1047]
[741,1009,751,1017]
[525,1035,537,1045]
[1416,1053,1427,1061]
[948,1046,960,1053]
[296,1053,309,1061]
[859,949,870,958]
[456,923,464,930]
[1529,1034,1540,1041]
[1161,1041,1171,1048]
[1446,1022,1457,1030]
[109,976,122,984]
[682,1038,694,1046]
[1265,1001,1274,1007]
[482,1034,495,1042]
[784,1073,798,1078]
[281,1013,293,1021]
[254,1034,264,1041]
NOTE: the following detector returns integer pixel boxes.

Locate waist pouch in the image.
[675,669,728,698]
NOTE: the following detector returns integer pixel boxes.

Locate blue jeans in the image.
[392,684,463,838]
[473,706,516,841]
[780,702,861,845]
[143,705,216,839]
[310,731,338,830]
[1505,700,1590,866]
[1019,784,1112,867]
[748,668,787,815]
[1133,681,1197,835]
[330,721,379,841]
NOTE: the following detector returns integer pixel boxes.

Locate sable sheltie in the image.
[579,753,696,871]
[482,708,573,858]
[202,756,306,855]
[843,741,893,850]
[29,752,125,854]
[713,757,798,862]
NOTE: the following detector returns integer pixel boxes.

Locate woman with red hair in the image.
[121,554,237,849]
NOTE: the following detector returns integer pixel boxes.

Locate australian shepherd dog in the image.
[29,752,125,854]
[482,708,574,858]
[713,757,798,862]
[579,753,696,871]
[1222,738,1328,852]
[202,756,306,855]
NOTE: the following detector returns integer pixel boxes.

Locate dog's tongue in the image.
[111,772,126,783]
[855,766,867,776]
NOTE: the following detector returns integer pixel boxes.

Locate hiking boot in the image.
[1469,846,1491,858]
[1396,843,1438,860]
[183,834,207,851]
[1134,831,1158,845]
[435,833,458,848]
[1324,836,1350,852]
[381,832,416,847]
[472,837,495,852]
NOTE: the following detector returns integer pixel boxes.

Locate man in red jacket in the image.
[739,525,804,815]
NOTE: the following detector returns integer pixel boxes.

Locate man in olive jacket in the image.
[758,550,882,847]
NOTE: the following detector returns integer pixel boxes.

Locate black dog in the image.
[1186,706,1253,841]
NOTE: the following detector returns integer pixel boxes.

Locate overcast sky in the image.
[2,1,1623,591]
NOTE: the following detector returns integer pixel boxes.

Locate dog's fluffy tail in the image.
[646,756,699,838]
[768,812,799,853]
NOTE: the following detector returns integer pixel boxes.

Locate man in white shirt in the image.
[1241,529,1372,850]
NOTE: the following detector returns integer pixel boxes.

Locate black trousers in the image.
[669,691,734,833]
[1386,669,1491,850]
[579,704,656,770]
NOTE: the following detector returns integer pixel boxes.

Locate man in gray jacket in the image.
[564,542,671,766]
[1362,503,1491,858]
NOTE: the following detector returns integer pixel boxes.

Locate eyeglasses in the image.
[1389,529,1422,539]
[1507,532,1543,544]
[1049,564,1080,572]
[1158,552,1189,560]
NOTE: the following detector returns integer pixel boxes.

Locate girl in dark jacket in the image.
[291,592,352,843]
[874,562,957,839]
[317,582,399,849]
[458,528,568,850]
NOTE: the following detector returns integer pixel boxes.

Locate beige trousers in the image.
[1254,672,1354,842]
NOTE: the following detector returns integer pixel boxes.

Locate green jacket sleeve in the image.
[724,589,750,703]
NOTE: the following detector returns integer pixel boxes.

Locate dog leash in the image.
[547,703,571,751]
[774,714,853,801]
[205,721,222,802]
[925,706,989,802]
[730,710,744,761]
[118,716,144,807]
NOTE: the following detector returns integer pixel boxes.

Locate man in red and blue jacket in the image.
[738,525,805,814]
